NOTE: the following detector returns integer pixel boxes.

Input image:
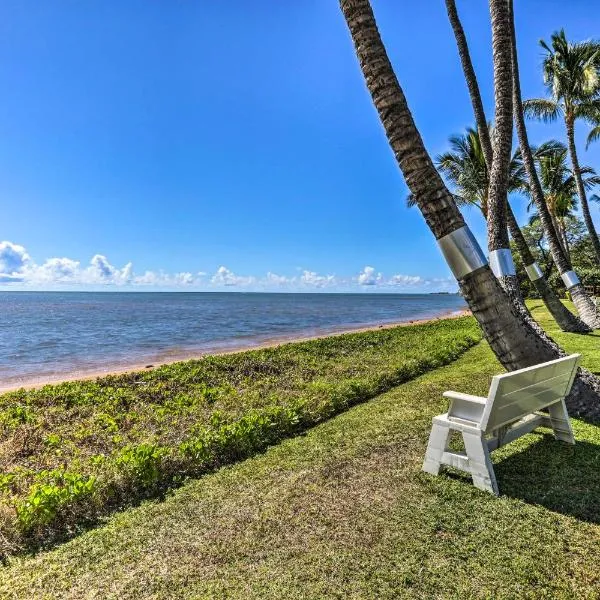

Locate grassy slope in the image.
[2,302,600,598]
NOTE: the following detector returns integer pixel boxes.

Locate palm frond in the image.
[583,174,600,190]
[586,125,600,149]
[523,98,562,123]
[533,139,566,158]
[574,99,600,124]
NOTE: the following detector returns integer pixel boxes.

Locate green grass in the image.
[528,299,600,374]
[0,316,481,556]
[2,302,600,598]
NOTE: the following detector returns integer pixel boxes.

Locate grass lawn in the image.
[2,302,600,598]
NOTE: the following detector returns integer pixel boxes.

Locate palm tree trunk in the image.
[565,115,600,264]
[444,0,584,333]
[561,219,571,261]
[509,1,600,329]
[487,0,521,302]
[445,0,494,165]
[558,218,571,262]
[550,212,568,259]
[338,0,600,419]
[506,206,590,332]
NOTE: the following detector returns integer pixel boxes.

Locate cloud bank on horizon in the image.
[0,241,456,292]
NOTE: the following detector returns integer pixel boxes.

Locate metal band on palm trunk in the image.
[488,249,516,278]
[437,226,487,279]
[561,270,580,290]
[524,262,544,282]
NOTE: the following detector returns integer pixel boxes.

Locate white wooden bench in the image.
[422,354,580,495]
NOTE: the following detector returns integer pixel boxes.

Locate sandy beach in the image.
[0,308,471,394]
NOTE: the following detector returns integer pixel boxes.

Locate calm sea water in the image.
[0,292,466,389]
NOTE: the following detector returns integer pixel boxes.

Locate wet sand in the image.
[0,309,471,393]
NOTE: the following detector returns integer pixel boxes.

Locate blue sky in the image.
[1,0,599,291]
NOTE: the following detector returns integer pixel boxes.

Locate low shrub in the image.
[15,472,96,533]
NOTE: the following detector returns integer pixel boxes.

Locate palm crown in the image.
[523,29,600,128]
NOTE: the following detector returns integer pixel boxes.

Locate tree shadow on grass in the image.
[494,433,600,524]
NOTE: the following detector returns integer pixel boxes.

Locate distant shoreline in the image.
[0,289,462,295]
[0,308,471,394]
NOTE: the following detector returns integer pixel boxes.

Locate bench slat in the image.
[480,355,580,433]
[494,369,573,396]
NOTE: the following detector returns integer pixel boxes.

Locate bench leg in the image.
[548,399,575,445]
[462,430,499,495]
[422,421,451,476]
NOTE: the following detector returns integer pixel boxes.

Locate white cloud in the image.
[389,273,424,286]
[354,267,430,289]
[19,255,134,286]
[27,257,81,283]
[265,272,294,285]
[300,270,336,287]
[133,270,201,286]
[133,270,161,285]
[173,272,194,285]
[357,265,383,286]
[211,266,255,287]
[0,240,456,292]
[0,241,30,280]
[85,255,133,285]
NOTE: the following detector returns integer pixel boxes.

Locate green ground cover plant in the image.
[2,302,599,598]
[0,316,480,556]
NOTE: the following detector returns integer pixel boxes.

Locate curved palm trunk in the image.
[509,2,600,330]
[565,116,600,264]
[338,0,600,419]
[507,206,590,332]
[444,0,585,333]
[487,0,522,302]
[445,0,494,163]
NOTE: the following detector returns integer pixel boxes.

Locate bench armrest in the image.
[444,391,487,423]
[443,391,486,404]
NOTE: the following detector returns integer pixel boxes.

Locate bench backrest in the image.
[480,354,580,433]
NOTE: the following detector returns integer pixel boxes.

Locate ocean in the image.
[0,291,467,390]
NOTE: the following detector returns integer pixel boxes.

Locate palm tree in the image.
[510,5,600,330]
[443,0,589,333]
[523,30,600,264]
[338,0,600,412]
[533,141,600,261]
[486,0,519,300]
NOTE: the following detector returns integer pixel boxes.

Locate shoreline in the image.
[0,309,471,393]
